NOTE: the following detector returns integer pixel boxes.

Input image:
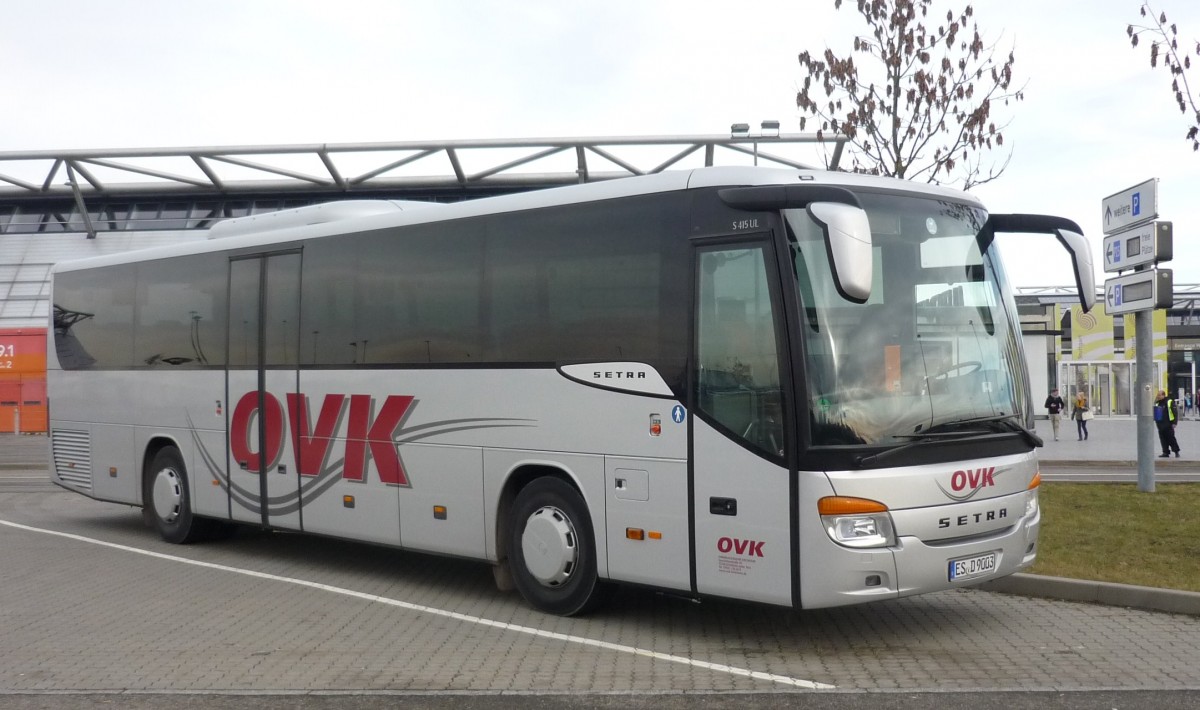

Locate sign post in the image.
[1101,221,1172,272]
[1101,179,1165,493]
[1101,178,1158,234]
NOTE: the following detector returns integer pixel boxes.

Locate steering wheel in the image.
[928,360,982,382]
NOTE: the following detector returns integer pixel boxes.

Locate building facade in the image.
[1018,288,1200,418]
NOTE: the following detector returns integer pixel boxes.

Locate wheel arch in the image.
[494,463,586,567]
[140,434,187,507]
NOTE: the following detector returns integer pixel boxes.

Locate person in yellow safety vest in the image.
[1154,389,1181,458]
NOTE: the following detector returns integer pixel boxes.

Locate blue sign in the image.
[1114,284,1123,306]
[1132,192,1141,217]
[671,405,686,424]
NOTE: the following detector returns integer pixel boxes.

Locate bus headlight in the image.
[1025,472,1040,520]
[818,496,896,549]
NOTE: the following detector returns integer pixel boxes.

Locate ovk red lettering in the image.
[717,536,765,557]
[287,393,346,476]
[951,467,996,492]
[343,394,415,485]
[230,391,286,471]
[231,391,415,485]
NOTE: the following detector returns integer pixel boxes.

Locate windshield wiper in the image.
[855,414,1041,468]
[987,415,1043,449]
[853,434,966,468]
[918,413,1042,448]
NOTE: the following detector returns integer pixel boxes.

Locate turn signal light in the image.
[817,496,889,516]
[1028,472,1041,490]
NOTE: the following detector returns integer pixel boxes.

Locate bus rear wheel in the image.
[144,446,217,544]
[508,477,610,616]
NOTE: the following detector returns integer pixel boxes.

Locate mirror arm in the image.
[982,213,1094,313]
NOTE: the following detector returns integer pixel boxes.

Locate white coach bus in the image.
[47,166,1094,615]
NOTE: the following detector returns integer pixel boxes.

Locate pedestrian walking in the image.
[1072,391,1090,441]
[1154,389,1181,458]
[1044,387,1065,441]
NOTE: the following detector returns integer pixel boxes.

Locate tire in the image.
[144,446,216,544]
[507,477,611,616]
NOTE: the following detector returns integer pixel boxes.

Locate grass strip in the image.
[1031,482,1200,593]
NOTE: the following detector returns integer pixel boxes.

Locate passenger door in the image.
[691,239,794,606]
[226,252,303,529]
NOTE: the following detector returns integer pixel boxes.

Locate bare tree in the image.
[797,0,1023,190]
[1128,2,1200,150]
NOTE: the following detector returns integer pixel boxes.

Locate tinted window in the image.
[299,243,354,366]
[302,221,485,365]
[487,198,683,373]
[135,253,227,368]
[299,193,690,392]
[228,258,260,369]
[263,254,301,367]
[53,265,136,369]
[696,244,785,457]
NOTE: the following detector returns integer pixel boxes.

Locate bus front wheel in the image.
[144,446,211,544]
[508,477,610,616]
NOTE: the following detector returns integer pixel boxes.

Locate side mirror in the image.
[718,185,874,303]
[979,214,1096,313]
[807,202,873,303]
[1052,229,1096,312]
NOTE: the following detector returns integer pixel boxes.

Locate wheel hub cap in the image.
[151,468,182,524]
[520,506,578,587]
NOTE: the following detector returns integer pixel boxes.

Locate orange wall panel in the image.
[0,329,48,432]
[0,329,47,375]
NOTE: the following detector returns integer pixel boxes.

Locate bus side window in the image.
[696,245,785,457]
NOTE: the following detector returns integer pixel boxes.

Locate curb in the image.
[977,573,1200,616]
[1038,459,1197,469]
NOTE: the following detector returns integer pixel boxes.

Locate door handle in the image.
[710,497,737,516]
[277,464,287,475]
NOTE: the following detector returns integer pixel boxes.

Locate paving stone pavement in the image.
[2,430,1199,695]
[1033,415,1200,465]
[0,471,1198,694]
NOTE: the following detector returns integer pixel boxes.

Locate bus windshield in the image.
[787,192,1030,447]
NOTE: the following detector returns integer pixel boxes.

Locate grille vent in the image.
[52,429,92,490]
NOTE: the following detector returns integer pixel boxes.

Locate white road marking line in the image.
[0,518,834,690]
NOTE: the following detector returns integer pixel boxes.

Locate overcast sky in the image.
[3,0,1197,289]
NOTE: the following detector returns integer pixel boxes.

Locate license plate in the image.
[948,551,997,581]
